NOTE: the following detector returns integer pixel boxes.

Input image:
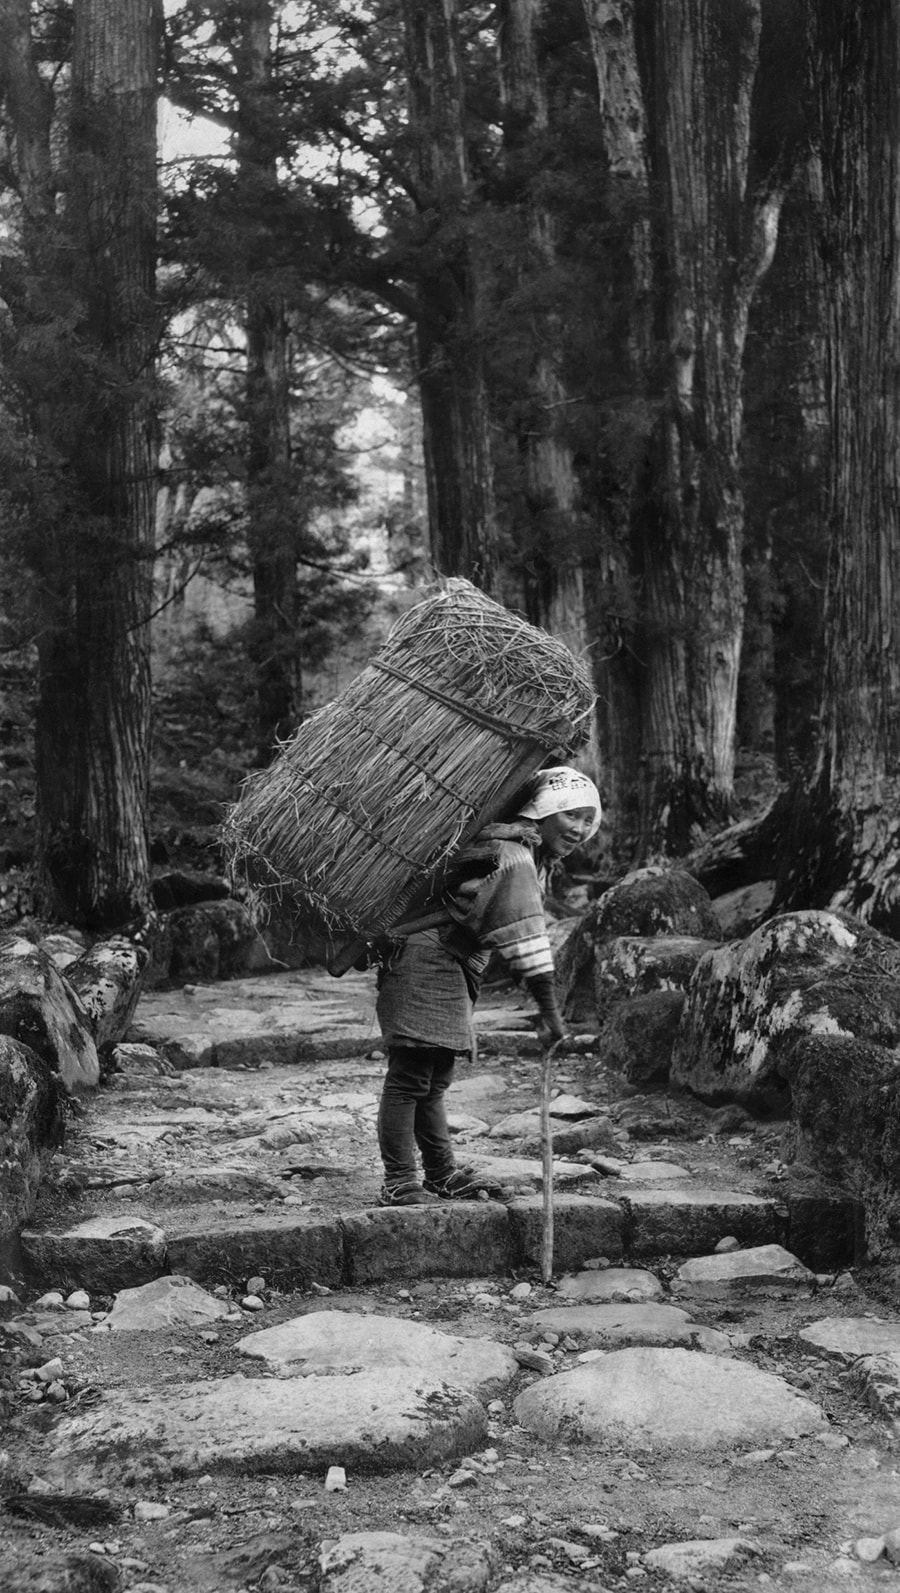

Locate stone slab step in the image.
[19,1186,788,1294]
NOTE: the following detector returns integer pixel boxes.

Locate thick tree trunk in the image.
[580,0,651,849]
[496,0,588,660]
[236,0,300,760]
[33,0,157,929]
[401,0,498,592]
[626,0,784,855]
[774,1,900,936]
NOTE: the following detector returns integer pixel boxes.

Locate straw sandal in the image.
[423,1168,506,1201]
[378,1181,439,1207]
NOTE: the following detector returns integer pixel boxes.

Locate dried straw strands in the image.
[223,579,595,946]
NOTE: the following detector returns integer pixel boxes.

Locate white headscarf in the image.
[517,765,602,838]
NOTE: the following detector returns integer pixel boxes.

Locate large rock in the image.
[0,934,98,1091]
[670,1244,816,1299]
[319,1532,492,1593]
[596,990,684,1091]
[236,1309,516,1393]
[45,1369,489,1484]
[62,936,148,1051]
[166,899,267,984]
[0,1036,65,1267]
[105,1274,233,1331]
[592,935,718,1021]
[513,1347,827,1450]
[670,909,900,1112]
[783,1033,900,1258]
[557,867,721,1022]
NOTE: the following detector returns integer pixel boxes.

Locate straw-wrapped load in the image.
[223,579,595,958]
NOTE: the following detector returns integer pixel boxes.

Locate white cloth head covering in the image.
[517,765,602,837]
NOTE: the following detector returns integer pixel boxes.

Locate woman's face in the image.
[537,805,596,858]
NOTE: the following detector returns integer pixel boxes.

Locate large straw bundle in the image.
[223,579,595,955]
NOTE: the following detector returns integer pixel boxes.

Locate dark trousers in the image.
[377,1044,457,1187]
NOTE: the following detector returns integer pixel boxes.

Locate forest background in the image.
[1,0,899,951]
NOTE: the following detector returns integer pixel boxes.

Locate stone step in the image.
[19,1185,793,1295]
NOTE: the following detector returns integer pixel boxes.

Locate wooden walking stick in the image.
[540,1038,561,1285]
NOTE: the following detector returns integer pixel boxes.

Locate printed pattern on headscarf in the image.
[517,765,601,835]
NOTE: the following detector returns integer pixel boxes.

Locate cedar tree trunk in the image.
[33,0,157,928]
[630,0,784,854]
[496,0,588,660]
[401,0,498,592]
[774,0,900,934]
[235,0,300,761]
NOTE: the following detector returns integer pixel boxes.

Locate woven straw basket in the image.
[223,579,595,962]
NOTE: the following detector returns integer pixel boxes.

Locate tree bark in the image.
[32,0,157,928]
[774,0,900,935]
[626,0,785,854]
[235,0,300,761]
[496,0,588,660]
[401,0,499,592]
[580,0,651,847]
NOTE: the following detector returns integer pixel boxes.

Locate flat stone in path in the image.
[237,1309,516,1393]
[523,1302,731,1351]
[513,1347,828,1451]
[799,1316,900,1361]
[617,1160,691,1182]
[799,1316,900,1432]
[105,1275,234,1331]
[556,1268,665,1304]
[319,1532,492,1593]
[46,1368,488,1487]
[494,1581,596,1593]
[643,1538,762,1579]
[671,1244,816,1299]
[463,1152,599,1190]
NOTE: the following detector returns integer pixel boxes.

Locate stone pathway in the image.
[4,965,900,1591]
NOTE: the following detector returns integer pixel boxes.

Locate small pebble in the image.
[856,1537,886,1563]
[65,1291,90,1311]
[34,1292,65,1310]
[246,1276,266,1295]
[133,1501,170,1522]
[241,1295,265,1312]
[509,1282,532,1300]
[35,1358,64,1383]
[513,1347,554,1374]
[714,1236,740,1253]
[324,1466,346,1492]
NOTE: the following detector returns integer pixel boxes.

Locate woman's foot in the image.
[423,1167,506,1201]
[378,1180,439,1207]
